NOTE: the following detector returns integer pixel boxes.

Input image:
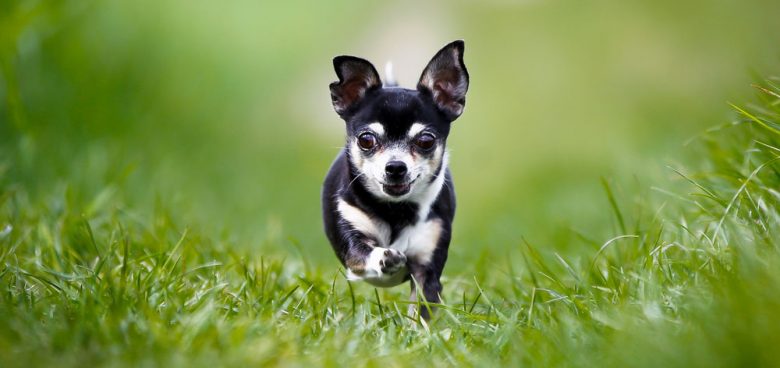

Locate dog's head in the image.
[329,41,469,202]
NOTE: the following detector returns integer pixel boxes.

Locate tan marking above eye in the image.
[367,122,385,136]
[407,123,426,138]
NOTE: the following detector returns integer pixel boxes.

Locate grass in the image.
[3,76,780,366]
[4,1,780,366]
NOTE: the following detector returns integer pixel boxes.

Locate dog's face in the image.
[343,90,452,202]
[329,41,469,202]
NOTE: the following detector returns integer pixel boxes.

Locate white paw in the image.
[346,247,408,287]
[376,248,407,274]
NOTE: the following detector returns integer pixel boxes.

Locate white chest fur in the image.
[388,219,441,264]
[336,199,442,265]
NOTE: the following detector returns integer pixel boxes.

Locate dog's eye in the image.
[357,133,378,150]
[414,133,436,151]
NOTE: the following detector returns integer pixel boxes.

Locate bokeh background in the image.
[3,0,780,271]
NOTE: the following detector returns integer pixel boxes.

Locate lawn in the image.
[2,1,780,367]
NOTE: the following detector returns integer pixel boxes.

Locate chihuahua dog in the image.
[321,41,469,319]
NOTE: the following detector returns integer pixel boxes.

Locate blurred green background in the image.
[2,0,780,270]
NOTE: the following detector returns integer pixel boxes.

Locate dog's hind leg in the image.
[408,265,443,320]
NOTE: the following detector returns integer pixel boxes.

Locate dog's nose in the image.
[385,161,407,179]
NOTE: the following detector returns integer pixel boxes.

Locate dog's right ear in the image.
[330,56,382,116]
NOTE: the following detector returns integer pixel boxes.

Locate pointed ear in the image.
[329,56,382,116]
[417,40,469,121]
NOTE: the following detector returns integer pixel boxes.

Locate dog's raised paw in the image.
[378,248,407,274]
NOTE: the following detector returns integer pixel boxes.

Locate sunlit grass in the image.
[4,0,780,366]
[2,79,780,366]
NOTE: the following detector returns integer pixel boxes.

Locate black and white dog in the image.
[321,41,469,319]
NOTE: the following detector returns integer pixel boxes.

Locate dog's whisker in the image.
[346,172,365,191]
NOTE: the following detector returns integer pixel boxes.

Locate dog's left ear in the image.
[417,40,469,121]
[330,56,382,117]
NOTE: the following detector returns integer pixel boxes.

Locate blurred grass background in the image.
[4,0,780,366]
[3,0,780,266]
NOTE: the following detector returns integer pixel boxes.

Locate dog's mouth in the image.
[382,177,417,197]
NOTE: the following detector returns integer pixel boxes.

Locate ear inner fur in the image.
[417,40,469,121]
[330,56,382,116]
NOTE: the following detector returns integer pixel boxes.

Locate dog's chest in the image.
[388,219,441,265]
[336,198,442,265]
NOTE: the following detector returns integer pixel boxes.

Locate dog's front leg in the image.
[338,230,407,284]
[344,241,407,280]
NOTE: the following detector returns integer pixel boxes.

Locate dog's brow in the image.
[407,123,426,138]
[367,123,385,136]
